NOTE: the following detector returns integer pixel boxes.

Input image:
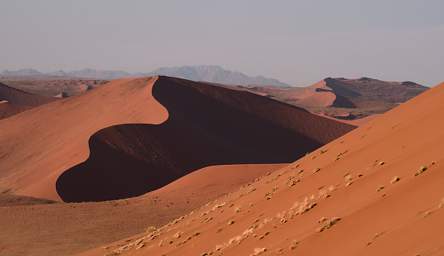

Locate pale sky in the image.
[0,0,443,86]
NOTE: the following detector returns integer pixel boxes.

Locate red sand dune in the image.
[290,79,340,107]
[0,76,353,256]
[0,76,353,202]
[0,82,55,119]
[0,163,283,256]
[0,77,167,201]
[244,77,428,120]
[260,77,427,109]
[82,81,444,256]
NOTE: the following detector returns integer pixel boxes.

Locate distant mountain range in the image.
[147,66,289,86]
[0,66,288,87]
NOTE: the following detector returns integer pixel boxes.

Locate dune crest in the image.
[0,77,168,200]
[0,76,353,202]
[56,76,354,202]
[243,77,427,121]
[0,76,355,255]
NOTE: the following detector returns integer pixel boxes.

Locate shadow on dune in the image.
[56,77,355,202]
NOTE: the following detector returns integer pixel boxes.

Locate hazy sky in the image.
[1,0,443,86]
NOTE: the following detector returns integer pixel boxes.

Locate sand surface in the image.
[80,82,444,256]
[0,82,55,119]
[0,76,352,202]
[0,76,355,255]
[242,77,427,121]
[0,163,284,256]
[0,77,167,200]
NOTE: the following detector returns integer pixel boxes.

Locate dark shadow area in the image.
[56,76,355,202]
[331,94,357,108]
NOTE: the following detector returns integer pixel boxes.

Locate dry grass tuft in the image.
[317,217,341,232]
[415,166,428,176]
[258,231,270,240]
[390,176,401,184]
[173,232,182,239]
[145,226,157,234]
[250,247,267,256]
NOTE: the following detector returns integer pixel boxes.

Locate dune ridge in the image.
[56,76,354,202]
[243,77,428,121]
[0,76,355,256]
[0,76,353,202]
[0,77,168,200]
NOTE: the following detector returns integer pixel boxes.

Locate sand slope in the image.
[254,77,427,108]
[0,82,55,119]
[244,77,428,120]
[83,81,444,256]
[0,163,283,256]
[0,77,167,200]
[0,76,354,255]
[0,76,353,202]
[56,76,355,202]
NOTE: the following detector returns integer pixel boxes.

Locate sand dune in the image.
[0,76,353,202]
[261,77,427,109]
[244,77,428,120]
[0,163,283,256]
[0,77,167,200]
[56,76,354,202]
[0,82,55,119]
[0,75,355,255]
[82,81,444,256]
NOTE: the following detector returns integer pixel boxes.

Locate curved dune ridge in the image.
[56,76,355,202]
[293,80,341,108]
[245,77,427,111]
[0,76,353,202]
[0,77,168,201]
[81,82,444,256]
[0,76,354,256]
